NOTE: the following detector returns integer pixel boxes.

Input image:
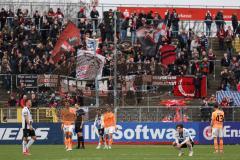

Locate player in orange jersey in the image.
[61,101,76,151]
[103,106,116,149]
[210,103,224,154]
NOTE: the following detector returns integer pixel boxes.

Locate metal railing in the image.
[0,107,59,123]
[0,1,239,35]
[115,106,240,122]
[1,106,240,123]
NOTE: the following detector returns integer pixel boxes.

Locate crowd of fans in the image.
[0,6,240,110]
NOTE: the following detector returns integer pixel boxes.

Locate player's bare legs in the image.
[213,137,219,153]
[97,134,104,149]
[173,142,184,157]
[66,132,73,151]
[22,137,28,155]
[219,137,224,154]
[186,141,193,156]
[104,134,109,149]
[108,133,113,149]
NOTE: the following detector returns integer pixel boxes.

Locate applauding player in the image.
[103,106,116,149]
[61,101,76,151]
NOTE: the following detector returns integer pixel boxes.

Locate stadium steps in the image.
[209,37,240,53]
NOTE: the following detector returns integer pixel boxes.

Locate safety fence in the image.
[1,106,240,123]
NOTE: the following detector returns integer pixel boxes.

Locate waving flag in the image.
[52,22,80,63]
[160,44,176,66]
[136,24,166,57]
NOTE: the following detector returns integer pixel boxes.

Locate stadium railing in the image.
[0,107,59,123]
[1,106,240,123]
[0,1,239,36]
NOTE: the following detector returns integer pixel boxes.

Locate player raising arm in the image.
[173,124,194,157]
[211,103,224,154]
[103,106,116,149]
[22,99,36,156]
[61,101,76,151]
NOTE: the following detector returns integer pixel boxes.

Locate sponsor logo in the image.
[203,126,212,140]
[0,128,50,140]
[83,125,196,141]
[203,125,240,141]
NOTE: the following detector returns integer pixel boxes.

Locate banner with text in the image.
[1,122,240,145]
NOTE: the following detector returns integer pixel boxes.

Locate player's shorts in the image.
[212,128,223,138]
[63,125,74,133]
[98,128,105,136]
[75,122,83,133]
[23,129,36,138]
[177,139,194,148]
[104,126,115,134]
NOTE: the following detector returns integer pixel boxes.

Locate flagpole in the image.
[93,21,99,107]
[113,11,118,109]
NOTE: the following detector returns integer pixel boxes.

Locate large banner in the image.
[0,123,62,144]
[173,76,207,98]
[76,50,105,80]
[17,74,38,88]
[199,122,240,145]
[118,7,240,21]
[38,75,59,87]
[1,122,240,145]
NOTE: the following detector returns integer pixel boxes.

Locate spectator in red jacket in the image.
[20,95,27,108]
[220,97,229,107]
[217,26,225,50]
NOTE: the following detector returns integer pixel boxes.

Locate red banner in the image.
[173,76,207,98]
[118,7,240,21]
[52,22,80,63]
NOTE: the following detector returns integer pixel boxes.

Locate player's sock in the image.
[22,140,27,153]
[80,136,85,148]
[109,138,113,146]
[101,137,104,145]
[77,136,81,149]
[99,138,103,146]
[105,137,109,146]
[64,137,68,148]
[214,138,218,152]
[26,139,35,150]
[68,138,72,149]
[219,139,224,152]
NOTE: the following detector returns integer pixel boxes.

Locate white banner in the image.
[76,50,105,80]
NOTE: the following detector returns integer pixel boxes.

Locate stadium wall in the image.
[0,122,240,145]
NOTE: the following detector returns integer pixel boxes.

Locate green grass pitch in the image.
[0,145,239,160]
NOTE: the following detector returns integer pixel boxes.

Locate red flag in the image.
[60,41,75,52]
[52,22,80,63]
[173,76,207,98]
[160,44,176,66]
